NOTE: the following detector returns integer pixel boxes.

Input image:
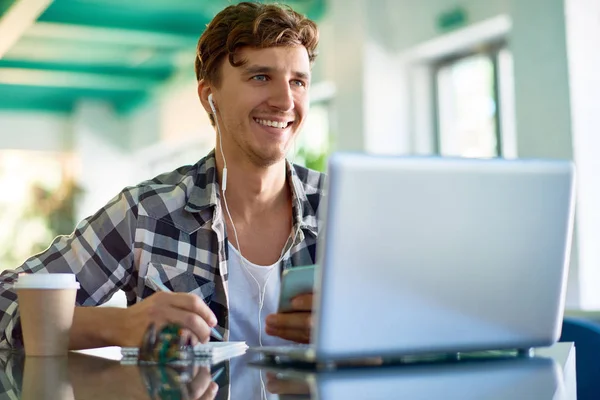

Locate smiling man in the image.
[0,2,325,355]
[194,3,324,346]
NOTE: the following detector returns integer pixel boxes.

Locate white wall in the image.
[511,0,573,160]
[158,79,214,144]
[564,0,600,309]
[129,99,161,150]
[72,100,135,221]
[127,76,215,184]
[0,111,71,151]
[373,0,509,51]
[127,67,215,149]
[508,0,579,307]
[327,0,368,151]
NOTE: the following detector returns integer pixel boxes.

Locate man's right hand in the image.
[115,291,218,348]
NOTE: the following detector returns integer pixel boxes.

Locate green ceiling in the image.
[0,0,325,115]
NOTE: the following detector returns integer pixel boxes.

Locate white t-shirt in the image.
[228,242,294,400]
[227,242,293,347]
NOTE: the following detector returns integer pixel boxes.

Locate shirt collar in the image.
[184,150,319,236]
[285,158,319,236]
[184,149,220,213]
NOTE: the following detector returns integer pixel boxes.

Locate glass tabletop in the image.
[0,344,573,399]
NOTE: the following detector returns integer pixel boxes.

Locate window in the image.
[434,43,511,158]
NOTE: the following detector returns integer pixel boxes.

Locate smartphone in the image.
[277,264,316,313]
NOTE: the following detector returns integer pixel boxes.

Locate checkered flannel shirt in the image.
[0,150,327,349]
[0,350,20,399]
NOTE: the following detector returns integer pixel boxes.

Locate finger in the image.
[265,326,311,343]
[165,308,212,343]
[196,382,219,400]
[266,379,310,395]
[180,328,200,347]
[266,372,277,381]
[266,312,312,330]
[290,293,313,311]
[187,366,213,399]
[163,292,218,327]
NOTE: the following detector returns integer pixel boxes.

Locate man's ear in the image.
[198,80,216,127]
[198,79,212,115]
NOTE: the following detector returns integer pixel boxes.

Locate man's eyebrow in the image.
[293,70,311,80]
[242,65,311,80]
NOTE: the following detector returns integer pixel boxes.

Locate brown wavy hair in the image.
[195,2,319,86]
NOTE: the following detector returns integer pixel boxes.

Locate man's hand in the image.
[265,372,310,396]
[68,352,219,400]
[116,291,218,347]
[265,293,313,343]
[187,366,219,400]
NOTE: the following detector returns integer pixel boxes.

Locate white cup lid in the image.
[14,273,80,290]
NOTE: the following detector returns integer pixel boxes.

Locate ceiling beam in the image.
[66,0,212,14]
[4,37,176,68]
[0,68,159,91]
[26,22,197,49]
[0,0,54,59]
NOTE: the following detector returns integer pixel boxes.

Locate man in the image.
[0,2,325,351]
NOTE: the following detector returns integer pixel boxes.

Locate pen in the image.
[211,366,225,382]
[146,275,224,341]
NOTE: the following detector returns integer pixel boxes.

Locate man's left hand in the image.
[265,293,313,343]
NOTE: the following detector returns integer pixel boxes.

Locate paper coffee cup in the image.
[15,273,80,357]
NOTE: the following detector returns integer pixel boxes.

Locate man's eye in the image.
[291,80,306,87]
[252,75,268,81]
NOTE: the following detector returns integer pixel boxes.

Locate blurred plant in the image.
[292,100,333,172]
[294,143,329,172]
[0,153,81,271]
[28,179,82,243]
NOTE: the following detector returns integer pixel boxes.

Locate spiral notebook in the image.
[121,341,248,365]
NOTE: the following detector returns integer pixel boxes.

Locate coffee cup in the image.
[14,273,80,356]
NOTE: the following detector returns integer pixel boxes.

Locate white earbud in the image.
[208,93,216,114]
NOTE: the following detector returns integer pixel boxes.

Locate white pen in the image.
[146,275,224,341]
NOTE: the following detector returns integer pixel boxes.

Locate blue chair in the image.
[559,316,600,400]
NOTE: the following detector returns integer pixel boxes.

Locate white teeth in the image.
[255,118,289,129]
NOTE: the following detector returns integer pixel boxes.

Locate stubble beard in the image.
[229,122,292,168]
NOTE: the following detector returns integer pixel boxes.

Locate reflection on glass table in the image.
[0,343,575,399]
[0,350,224,400]
[256,344,574,400]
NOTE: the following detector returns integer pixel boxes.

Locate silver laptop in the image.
[255,153,576,363]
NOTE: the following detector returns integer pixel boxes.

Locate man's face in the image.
[211,45,311,167]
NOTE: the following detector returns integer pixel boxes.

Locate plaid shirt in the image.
[0,150,326,348]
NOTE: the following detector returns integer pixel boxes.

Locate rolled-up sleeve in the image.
[0,186,141,349]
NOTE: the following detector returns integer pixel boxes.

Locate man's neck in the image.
[215,150,290,223]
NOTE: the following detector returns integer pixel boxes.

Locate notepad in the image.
[120,341,248,365]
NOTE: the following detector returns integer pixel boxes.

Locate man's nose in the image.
[268,81,294,112]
